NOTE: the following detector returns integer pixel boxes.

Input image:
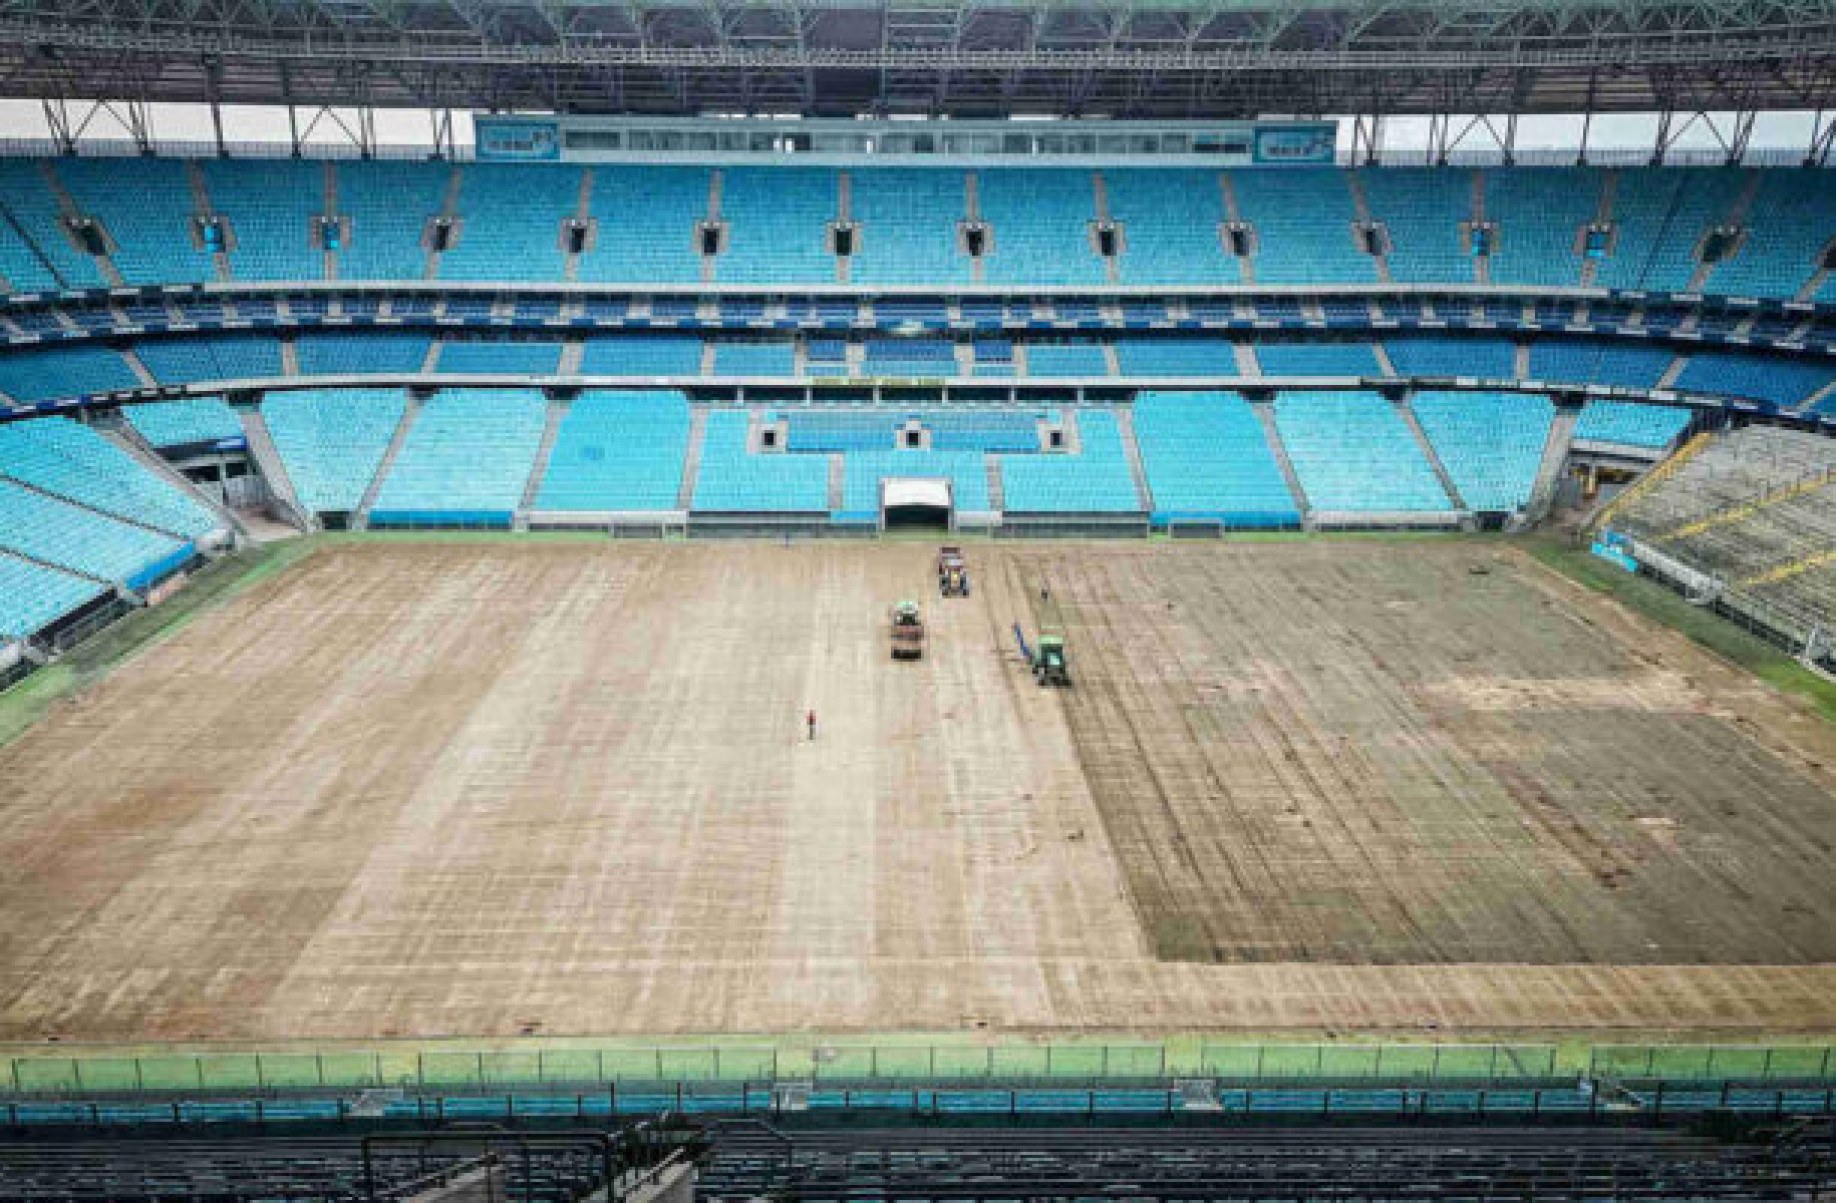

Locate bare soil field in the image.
[1,539,1834,1041]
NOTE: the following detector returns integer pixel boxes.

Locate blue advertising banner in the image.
[475,119,562,162]
[1251,124,1338,166]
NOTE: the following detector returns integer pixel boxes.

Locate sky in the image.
[0,100,1824,161]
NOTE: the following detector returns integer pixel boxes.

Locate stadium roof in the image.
[0,0,1833,119]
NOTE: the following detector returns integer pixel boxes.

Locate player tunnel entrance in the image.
[881,477,953,531]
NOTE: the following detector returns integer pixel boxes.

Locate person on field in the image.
[806,708,817,741]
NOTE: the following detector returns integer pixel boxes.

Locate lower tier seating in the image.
[262,389,408,514]
[1274,391,1454,514]
[534,391,689,513]
[1132,391,1300,527]
[369,389,548,526]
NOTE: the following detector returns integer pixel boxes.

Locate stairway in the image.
[1343,173,1392,284]
[425,164,464,281]
[985,455,1006,513]
[1397,397,1466,512]
[238,406,314,531]
[39,160,125,287]
[1110,406,1155,514]
[516,397,571,527]
[185,160,233,284]
[354,395,424,528]
[676,406,708,510]
[1253,401,1311,526]
[1521,405,1580,528]
[827,454,845,512]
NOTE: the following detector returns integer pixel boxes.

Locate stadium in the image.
[3,0,1836,1195]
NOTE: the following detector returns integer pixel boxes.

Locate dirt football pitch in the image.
[2,538,1835,1042]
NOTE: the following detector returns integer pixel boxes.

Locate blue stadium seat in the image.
[0,549,109,641]
[580,337,703,375]
[125,397,244,449]
[1528,339,1676,390]
[203,158,327,283]
[1256,340,1378,377]
[1273,391,1453,513]
[0,344,140,402]
[56,158,214,286]
[369,389,548,525]
[534,391,689,512]
[0,159,106,291]
[849,170,972,287]
[1115,340,1237,376]
[334,161,448,281]
[1105,170,1238,285]
[1675,350,1836,408]
[435,339,564,375]
[1385,336,1517,379]
[0,416,218,536]
[691,409,829,512]
[1132,391,1300,526]
[293,332,432,376]
[262,388,408,513]
[719,168,838,284]
[1572,400,1692,448]
[1412,391,1554,511]
[998,410,1139,512]
[979,170,1106,286]
[576,166,710,284]
[1233,170,1375,285]
[439,164,580,282]
[1360,169,1476,284]
[136,335,282,385]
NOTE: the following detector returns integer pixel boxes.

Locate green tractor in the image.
[1031,633,1069,686]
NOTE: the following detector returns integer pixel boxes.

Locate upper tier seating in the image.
[692,409,829,512]
[1115,339,1238,376]
[202,157,327,283]
[262,388,407,513]
[370,389,547,525]
[294,331,432,376]
[1572,400,1692,448]
[1528,339,1676,390]
[979,170,1107,286]
[1675,350,1836,408]
[1274,391,1453,513]
[0,478,187,585]
[0,549,108,640]
[580,337,703,375]
[0,344,139,402]
[1232,169,1374,285]
[1105,169,1238,285]
[1361,168,1475,284]
[1412,391,1555,511]
[436,339,564,375]
[0,416,218,537]
[1706,171,1836,300]
[534,390,689,513]
[576,166,709,284]
[1255,339,1378,377]
[136,334,282,385]
[719,168,837,285]
[998,410,1139,512]
[125,397,243,449]
[863,339,957,377]
[1592,169,1748,292]
[334,161,449,281]
[1483,168,1597,288]
[1132,391,1300,527]
[0,159,106,292]
[838,448,991,520]
[56,158,213,286]
[849,170,972,287]
[1385,335,1518,379]
[439,164,578,282]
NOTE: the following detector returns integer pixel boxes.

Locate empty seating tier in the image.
[534,391,689,513]
[1573,400,1692,448]
[136,334,282,385]
[1412,391,1555,512]
[124,397,244,449]
[0,416,218,537]
[369,389,548,526]
[1274,391,1454,514]
[1132,391,1300,527]
[998,410,1140,513]
[692,409,830,512]
[262,388,408,515]
[0,550,109,641]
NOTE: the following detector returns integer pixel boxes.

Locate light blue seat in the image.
[979,170,1107,286]
[1115,340,1237,376]
[0,159,106,291]
[1026,343,1110,378]
[294,332,431,376]
[1592,169,1748,292]
[435,340,564,375]
[1572,400,1692,448]
[849,170,971,287]
[262,388,408,513]
[534,391,689,513]
[839,448,992,518]
[203,158,327,283]
[998,410,1139,513]
[1675,351,1836,408]
[439,164,580,282]
[1528,339,1675,389]
[691,410,829,512]
[1412,391,1554,511]
[1105,169,1238,285]
[718,168,837,285]
[714,343,796,376]
[1273,391,1453,512]
[0,417,218,536]
[1360,169,1476,284]
[1132,391,1300,527]
[334,161,448,281]
[1386,336,1517,379]
[863,339,957,378]
[1484,169,1598,288]
[1256,340,1378,377]
[0,479,186,585]
[1233,170,1375,284]
[579,338,703,375]
[369,389,548,525]
[576,166,710,284]
[0,550,109,641]
[125,398,244,449]
[0,344,140,402]
[1712,171,1836,299]
[137,335,283,385]
[56,158,213,286]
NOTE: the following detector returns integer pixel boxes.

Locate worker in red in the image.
[806,708,817,741]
